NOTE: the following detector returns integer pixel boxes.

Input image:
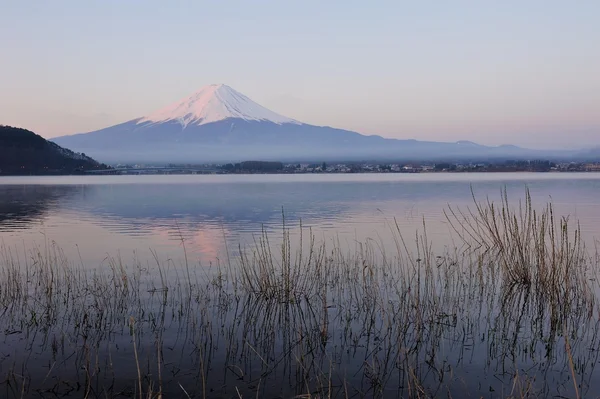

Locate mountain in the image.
[52,84,555,164]
[0,125,107,175]
[575,146,600,160]
[138,83,299,127]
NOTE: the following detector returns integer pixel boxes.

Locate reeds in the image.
[0,190,598,398]
[446,188,595,338]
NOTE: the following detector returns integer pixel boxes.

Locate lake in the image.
[1,173,600,398]
[1,173,600,266]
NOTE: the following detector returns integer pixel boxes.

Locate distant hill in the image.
[52,84,567,164]
[0,125,108,175]
[576,146,600,161]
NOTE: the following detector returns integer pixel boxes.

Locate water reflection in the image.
[2,174,600,397]
[1,174,600,264]
[0,185,80,231]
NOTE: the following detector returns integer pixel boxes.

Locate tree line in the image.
[220,161,284,173]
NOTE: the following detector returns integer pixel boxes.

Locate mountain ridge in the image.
[52,84,571,164]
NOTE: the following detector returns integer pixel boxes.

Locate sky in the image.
[1,1,599,149]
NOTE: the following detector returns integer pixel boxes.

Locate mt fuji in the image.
[53,84,544,163]
[139,84,299,127]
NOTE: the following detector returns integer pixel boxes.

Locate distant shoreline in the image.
[2,169,600,177]
[3,159,600,176]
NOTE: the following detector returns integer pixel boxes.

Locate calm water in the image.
[1,173,600,267]
[2,173,600,398]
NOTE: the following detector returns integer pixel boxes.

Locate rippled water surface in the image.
[1,173,599,265]
[2,173,600,398]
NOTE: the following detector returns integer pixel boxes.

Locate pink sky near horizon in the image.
[1,1,599,150]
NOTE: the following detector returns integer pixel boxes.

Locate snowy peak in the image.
[138,84,299,127]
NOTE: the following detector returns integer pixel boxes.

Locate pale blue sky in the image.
[1,1,599,149]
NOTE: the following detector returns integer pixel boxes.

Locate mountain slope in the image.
[52,84,552,164]
[0,125,107,174]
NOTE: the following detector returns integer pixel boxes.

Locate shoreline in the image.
[2,169,600,176]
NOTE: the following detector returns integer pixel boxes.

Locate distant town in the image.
[98,160,600,175]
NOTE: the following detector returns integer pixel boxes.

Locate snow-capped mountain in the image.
[138,84,299,127]
[52,84,546,164]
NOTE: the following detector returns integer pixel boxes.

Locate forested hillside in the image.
[0,125,108,175]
